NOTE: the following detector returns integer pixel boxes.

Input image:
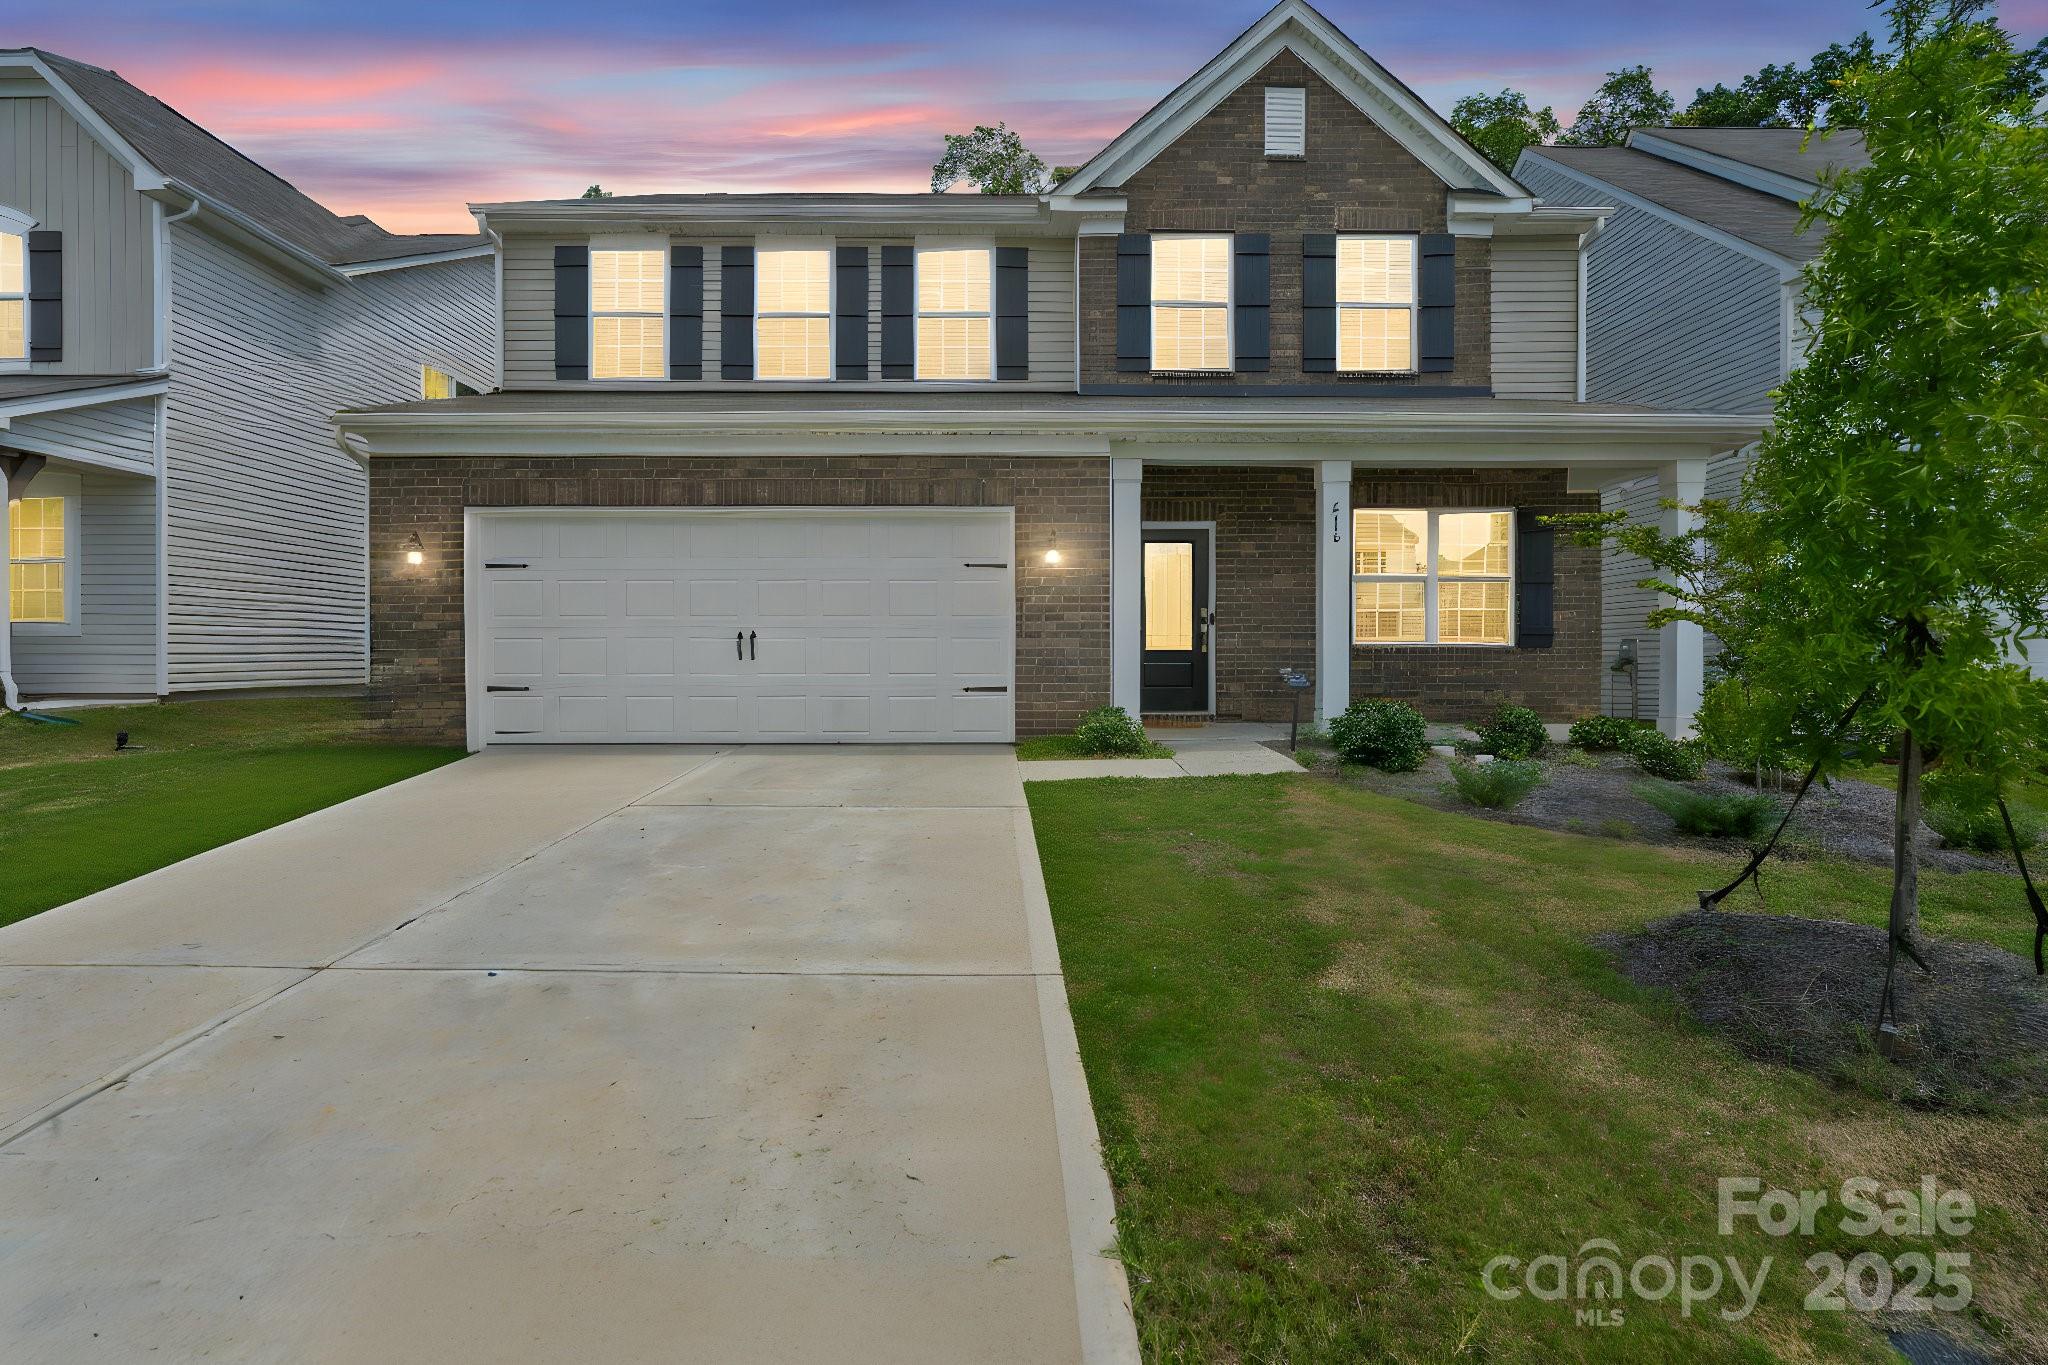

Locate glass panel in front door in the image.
[1143,542,1194,650]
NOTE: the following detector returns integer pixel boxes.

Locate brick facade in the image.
[1079,51,1491,392]
[365,455,1110,745]
[1348,469,1599,720]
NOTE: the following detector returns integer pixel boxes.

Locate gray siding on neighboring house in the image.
[12,465,158,695]
[1489,236,1579,399]
[0,94,156,375]
[5,396,158,475]
[499,232,1075,387]
[1518,158,1783,414]
[164,224,493,690]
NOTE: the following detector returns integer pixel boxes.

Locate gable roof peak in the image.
[1054,0,1524,201]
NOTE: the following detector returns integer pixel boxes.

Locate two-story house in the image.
[0,48,495,711]
[1515,127,1872,723]
[336,0,1760,750]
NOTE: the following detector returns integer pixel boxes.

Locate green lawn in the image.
[1016,734,1176,761]
[1029,774,2048,1363]
[0,698,461,928]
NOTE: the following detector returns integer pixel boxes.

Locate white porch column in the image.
[1314,460,1353,722]
[1110,457,1145,717]
[1657,457,1708,737]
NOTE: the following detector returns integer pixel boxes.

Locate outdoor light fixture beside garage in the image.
[402,530,425,567]
[1044,532,1062,566]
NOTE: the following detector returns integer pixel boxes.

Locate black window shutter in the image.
[720,245,754,380]
[835,246,869,381]
[1418,233,1456,374]
[1233,233,1269,372]
[1115,233,1150,373]
[669,244,703,380]
[1515,514,1556,649]
[995,246,1029,381]
[26,231,61,362]
[880,245,913,378]
[1301,233,1335,373]
[552,243,588,381]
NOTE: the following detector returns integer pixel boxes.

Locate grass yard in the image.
[0,698,461,928]
[1029,774,2048,1363]
[1016,734,1176,761]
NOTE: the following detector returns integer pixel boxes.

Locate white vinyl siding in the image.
[1490,236,1581,399]
[1263,86,1306,157]
[6,396,159,476]
[9,466,157,694]
[0,95,156,375]
[165,226,493,690]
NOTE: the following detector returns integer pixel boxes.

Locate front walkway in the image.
[0,747,1136,1364]
[1022,722,1304,781]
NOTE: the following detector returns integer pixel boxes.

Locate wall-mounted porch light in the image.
[402,530,425,567]
[1043,531,1063,566]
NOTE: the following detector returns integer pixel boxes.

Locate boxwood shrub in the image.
[1477,703,1548,760]
[1327,699,1429,772]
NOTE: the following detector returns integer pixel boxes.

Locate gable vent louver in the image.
[1264,86,1306,157]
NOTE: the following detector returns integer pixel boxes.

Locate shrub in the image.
[1627,727,1705,781]
[1636,781,1781,839]
[1071,705,1151,757]
[1326,699,1429,772]
[1567,714,1640,751]
[1477,703,1548,760]
[1696,677,1798,771]
[1921,769,2044,853]
[1445,758,1545,809]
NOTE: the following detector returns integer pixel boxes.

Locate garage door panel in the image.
[475,510,1013,744]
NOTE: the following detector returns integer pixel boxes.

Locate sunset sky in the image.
[11,1,2047,234]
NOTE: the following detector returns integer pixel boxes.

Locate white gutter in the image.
[335,242,496,277]
[0,376,170,422]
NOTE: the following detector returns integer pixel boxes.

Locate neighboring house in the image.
[335,0,1759,750]
[0,49,494,709]
[1515,126,1871,722]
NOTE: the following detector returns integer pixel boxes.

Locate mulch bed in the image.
[1282,744,2022,876]
[1602,910,2048,1111]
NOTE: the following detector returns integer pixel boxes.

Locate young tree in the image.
[1572,2,2048,1042]
[1450,89,1562,172]
[1558,66,1675,146]
[931,124,1055,194]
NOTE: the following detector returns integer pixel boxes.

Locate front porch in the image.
[1105,455,1711,737]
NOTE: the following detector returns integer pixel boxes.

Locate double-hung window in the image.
[589,244,666,380]
[756,244,832,380]
[1353,508,1513,645]
[1150,234,1231,372]
[916,246,992,381]
[0,230,24,364]
[9,475,77,626]
[421,364,456,400]
[1336,235,1416,373]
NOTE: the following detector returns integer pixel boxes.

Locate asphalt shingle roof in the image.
[1636,126,1870,184]
[1523,145,1828,262]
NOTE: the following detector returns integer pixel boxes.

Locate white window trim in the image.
[1352,507,1515,647]
[10,469,82,635]
[1337,233,1418,375]
[1150,232,1233,374]
[753,237,835,382]
[421,363,456,400]
[587,235,668,383]
[913,239,995,382]
[0,205,35,374]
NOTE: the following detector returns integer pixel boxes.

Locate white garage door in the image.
[470,509,1014,745]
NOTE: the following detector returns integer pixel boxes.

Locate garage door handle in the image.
[486,685,530,693]
[748,630,757,660]
[736,631,744,660]
[964,561,1009,569]
[483,561,528,569]
[962,686,1009,693]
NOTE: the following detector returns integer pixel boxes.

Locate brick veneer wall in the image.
[1349,469,1599,720]
[1079,51,1491,392]
[1142,465,1317,723]
[366,455,1110,744]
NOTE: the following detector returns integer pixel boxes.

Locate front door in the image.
[1140,529,1211,713]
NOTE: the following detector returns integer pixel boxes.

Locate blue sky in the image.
[11,0,2045,231]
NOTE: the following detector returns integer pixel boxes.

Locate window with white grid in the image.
[1352,508,1513,645]
[916,246,992,380]
[756,244,832,380]
[1336,236,1416,373]
[1150,234,1231,372]
[0,232,24,363]
[589,247,666,380]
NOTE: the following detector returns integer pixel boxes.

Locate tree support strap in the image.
[1998,797,2048,975]
[1698,687,1875,912]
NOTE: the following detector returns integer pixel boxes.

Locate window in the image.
[1336,236,1416,373]
[589,246,666,380]
[756,244,832,380]
[1353,508,1513,645]
[916,246,992,380]
[422,364,455,400]
[1264,86,1306,157]
[9,488,73,625]
[0,231,24,363]
[1151,235,1231,372]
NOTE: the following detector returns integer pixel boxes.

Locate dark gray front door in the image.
[1139,529,1210,713]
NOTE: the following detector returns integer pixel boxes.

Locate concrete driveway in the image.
[0,747,1136,1364]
